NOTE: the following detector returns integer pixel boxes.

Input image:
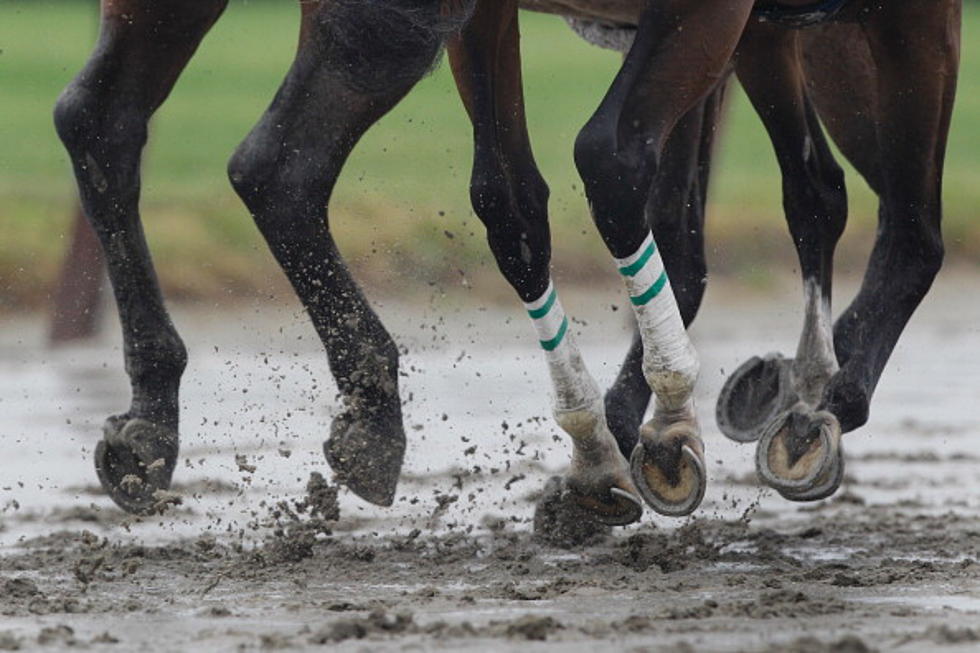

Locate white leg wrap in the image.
[614,232,699,411]
[524,281,603,440]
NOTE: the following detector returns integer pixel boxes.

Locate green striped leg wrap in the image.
[614,232,699,407]
[524,281,569,352]
[524,280,604,417]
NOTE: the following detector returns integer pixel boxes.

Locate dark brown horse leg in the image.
[49,204,105,344]
[604,84,727,460]
[229,0,468,507]
[54,0,228,514]
[723,24,849,499]
[448,1,642,527]
[574,0,754,516]
[816,3,960,433]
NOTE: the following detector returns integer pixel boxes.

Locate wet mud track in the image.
[1,279,978,651]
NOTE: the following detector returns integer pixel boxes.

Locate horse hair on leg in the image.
[449,0,642,529]
[229,0,469,507]
[574,0,755,516]
[819,1,958,433]
[721,23,849,500]
[604,83,726,461]
[54,0,229,514]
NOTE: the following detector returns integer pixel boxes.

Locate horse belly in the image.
[518,0,644,25]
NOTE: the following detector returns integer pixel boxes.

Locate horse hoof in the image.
[755,405,841,495]
[564,477,643,526]
[716,354,795,443]
[564,449,644,526]
[95,416,179,515]
[630,424,706,517]
[777,451,844,502]
[532,476,612,547]
[324,411,406,507]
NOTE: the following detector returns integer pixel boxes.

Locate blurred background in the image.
[1,0,978,318]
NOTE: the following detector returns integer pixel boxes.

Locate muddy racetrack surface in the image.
[1,279,978,651]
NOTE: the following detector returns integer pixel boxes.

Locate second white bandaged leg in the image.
[615,232,699,411]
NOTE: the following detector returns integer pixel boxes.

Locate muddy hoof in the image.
[564,464,643,527]
[324,411,406,507]
[778,450,844,502]
[630,423,706,517]
[756,404,841,496]
[95,416,179,515]
[716,354,795,443]
[533,476,611,547]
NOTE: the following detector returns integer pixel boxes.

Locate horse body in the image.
[54,0,961,529]
[520,0,643,24]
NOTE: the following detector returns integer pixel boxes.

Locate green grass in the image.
[1,1,979,308]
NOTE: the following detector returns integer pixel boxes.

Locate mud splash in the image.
[2,281,979,650]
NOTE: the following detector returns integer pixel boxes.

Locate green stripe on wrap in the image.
[630,270,668,306]
[618,241,657,277]
[539,316,569,351]
[527,287,557,319]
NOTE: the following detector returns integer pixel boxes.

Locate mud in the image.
[1,278,979,650]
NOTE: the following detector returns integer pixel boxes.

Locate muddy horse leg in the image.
[229,0,471,507]
[448,0,642,526]
[54,0,228,513]
[604,84,727,459]
[718,24,849,499]
[818,4,959,434]
[575,0,754,516]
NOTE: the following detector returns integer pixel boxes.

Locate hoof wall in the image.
[325,412,406,507]
[716,354,794,443]
[630,427,706,517]
[756,406,841,496]
[778,451,844,502]
[564,476,644,526]
[95,417,179,515]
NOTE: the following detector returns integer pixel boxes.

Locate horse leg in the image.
[816,3,959,433]
[229,0,471,507]
[448,0,642,527]
[575,0,755,516]
[54,0,228,514]
[605,84,727,459]
[719,24,849,499]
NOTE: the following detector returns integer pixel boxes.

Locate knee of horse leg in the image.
[227,129,279,214]
[573,120,620,198]
[574,119,653,247]
[227,124,320,229]
[54,81,148,186]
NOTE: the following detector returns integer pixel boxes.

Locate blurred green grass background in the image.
[1,1,978,309]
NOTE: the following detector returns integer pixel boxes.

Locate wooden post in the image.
[49,205,105,344]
